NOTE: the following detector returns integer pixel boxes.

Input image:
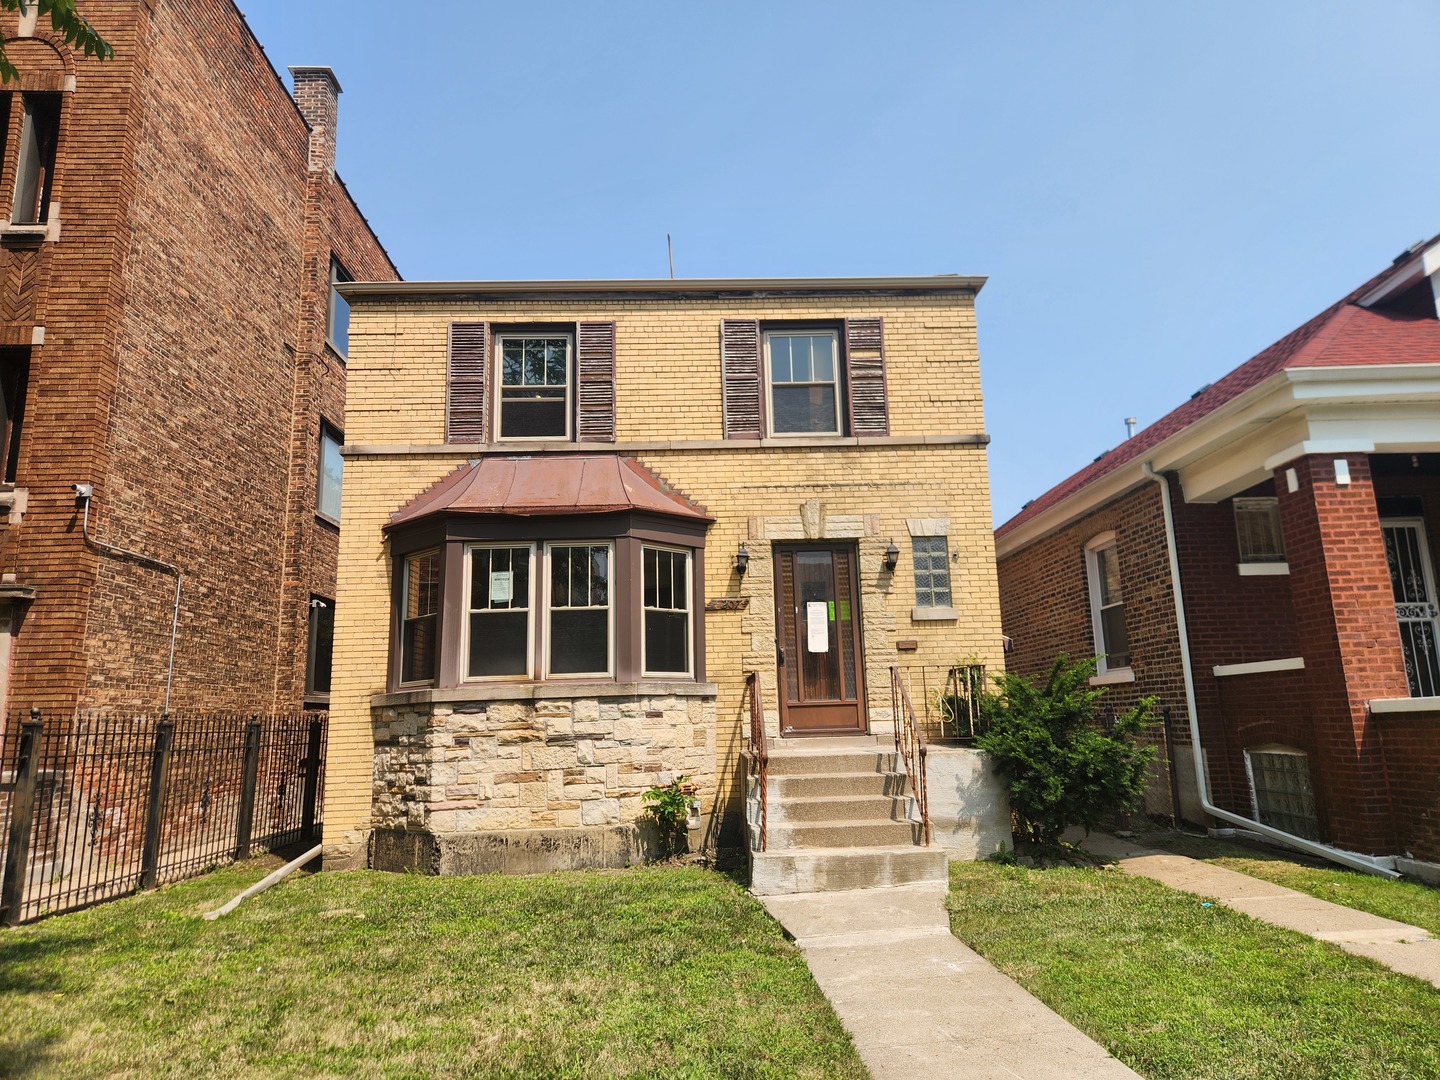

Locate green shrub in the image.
[642,776,694,858]
[977,655,1158,848]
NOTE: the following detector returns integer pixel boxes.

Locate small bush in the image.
[642,777,695,858]
[978,655,1158,849]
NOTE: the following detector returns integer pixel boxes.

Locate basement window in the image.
[1245,747,1322,841]
[11,93,59,225]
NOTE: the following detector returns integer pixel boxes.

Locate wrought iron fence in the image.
[0,709,325,926]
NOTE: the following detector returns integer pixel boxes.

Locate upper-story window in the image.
[765,330,841,435]
[327,257,352,356]
[1085,532,1130,675]
[317,421,343,524]
[1234,497,1285,563]
[0,346,29,483]
[10,93,59,225]
[498,333,572,440]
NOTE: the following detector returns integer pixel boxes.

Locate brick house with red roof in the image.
[995,237,1440,877]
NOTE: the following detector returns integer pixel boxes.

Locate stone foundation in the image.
[370,683,718,871]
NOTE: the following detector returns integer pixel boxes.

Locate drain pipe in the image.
[1141,462,1399,879]
[74,484,183,713]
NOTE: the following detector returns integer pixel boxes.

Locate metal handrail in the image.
[743,671,768,851]
[890,666,931,845]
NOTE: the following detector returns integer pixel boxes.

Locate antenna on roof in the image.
[1125,416,1138,439]
[667,234,675,279]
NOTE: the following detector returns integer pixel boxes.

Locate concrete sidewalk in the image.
[1081,832,1440,989]
[760,882,1141,1080]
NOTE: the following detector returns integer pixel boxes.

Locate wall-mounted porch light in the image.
[735,543,750,576]
[883,542,900,573]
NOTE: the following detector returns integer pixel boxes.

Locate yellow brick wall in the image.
[327,290,1000,856]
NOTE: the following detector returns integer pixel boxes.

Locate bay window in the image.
[643,546,691,676]
[466,545,532,678]
[547,543,612,676]
[400,550,441,685]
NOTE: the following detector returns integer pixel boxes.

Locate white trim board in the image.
[1213,657,1305,678]
[1238,562,1290,576]
[1369,696,1440,714]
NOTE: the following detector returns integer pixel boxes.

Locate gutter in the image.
[337,274,988,299]
[1141,461,1400,879]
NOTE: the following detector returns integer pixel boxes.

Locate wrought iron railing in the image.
[0,709,325,926]
[743,671,768,852]
[891,663,988,742]
[889,667,931,845]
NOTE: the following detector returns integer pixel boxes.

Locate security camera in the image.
[72,483,93,500]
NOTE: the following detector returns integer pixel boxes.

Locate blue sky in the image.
[240,1,1440,524]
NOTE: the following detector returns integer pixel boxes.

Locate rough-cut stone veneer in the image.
[373,693,718,835]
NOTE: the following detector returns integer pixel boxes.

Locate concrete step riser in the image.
[750,848,948,895]
[764,752,899,777]
[770,795,912,824]
[769,820,922,849]
[771,773,909,798]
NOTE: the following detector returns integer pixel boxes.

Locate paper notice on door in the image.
[806,601,829,652]
[490,570,513,604]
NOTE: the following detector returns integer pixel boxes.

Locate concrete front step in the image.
[770,793,912,824]
[768,818,922,849]
[771,771,909,799]
[766,750,900,777]
[750,845,948,895]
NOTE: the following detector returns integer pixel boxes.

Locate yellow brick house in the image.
[324,277,1009,883]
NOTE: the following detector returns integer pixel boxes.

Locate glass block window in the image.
[911,536,952,608]
[1235,497,1285,563]
[1247,748,1322,841]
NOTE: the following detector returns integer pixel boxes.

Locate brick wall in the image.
[1375,707,1440,863]
[995,480,1186,817]
[325,290,1003,861]
[0,0,394,717]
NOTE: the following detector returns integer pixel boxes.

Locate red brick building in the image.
[996,237,1440,876]
[0,0,395,719]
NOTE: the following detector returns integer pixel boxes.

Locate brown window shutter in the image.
[720,319,762,439]
[576,320,617,442]
[844,317,889,437]
[446,322,488,443]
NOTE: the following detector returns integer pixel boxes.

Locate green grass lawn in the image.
[1143,830,1440,936]
[947,861,1440,1080]
[0,861,865,1079]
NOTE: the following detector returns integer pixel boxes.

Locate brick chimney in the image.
[289,66,342,178]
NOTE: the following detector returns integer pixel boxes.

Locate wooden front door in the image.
[774,545,866,735]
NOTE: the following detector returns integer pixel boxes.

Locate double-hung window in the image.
[547,543,612,675]
[467,545,533,678]
[400,550,441,684]
[498,333,572,440]
[642,546,691,676]
[11,93,58,226]
[327,258,352,356]
[317,422,343,524]
[1085,533,1130,674]
[765,330,841,435]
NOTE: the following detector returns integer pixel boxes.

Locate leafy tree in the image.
[0,1,113,83]
[978,654,1159,849]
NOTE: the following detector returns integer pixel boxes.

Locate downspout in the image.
[1141,462,1399,879]
[74,484,183,714]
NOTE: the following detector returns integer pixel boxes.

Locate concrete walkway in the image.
[760,882,1141,1080]
[1081,832,1440,989]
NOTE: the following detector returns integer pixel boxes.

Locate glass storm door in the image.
[1382,518,1440,697]
[773,545,865,735]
